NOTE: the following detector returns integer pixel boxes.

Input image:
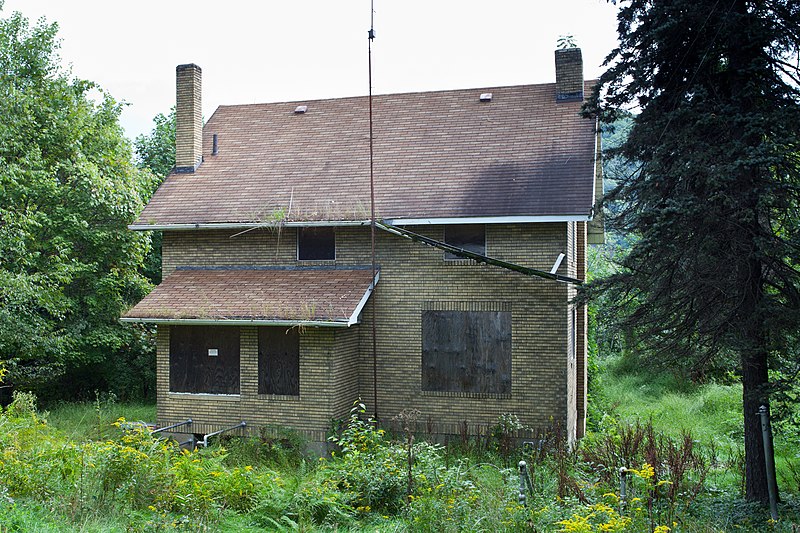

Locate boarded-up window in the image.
[444,224,485,259]
[259,327,300,395]
[422,310,511,393]
[298,227,335,260]
[169,326,240,394]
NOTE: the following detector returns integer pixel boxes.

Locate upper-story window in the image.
[297,227,335,260]
[444,224,485,260]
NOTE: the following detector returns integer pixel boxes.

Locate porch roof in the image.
[121,266,378,327]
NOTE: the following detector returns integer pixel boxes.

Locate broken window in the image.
[421,309,511,394]
[258,327,300,395]
[297,227,335,260]
[444,224,485,259]
[169,326,240,394]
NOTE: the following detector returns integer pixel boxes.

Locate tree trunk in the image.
[735,208,777,504]
[741,347,772,503]
[726,0,779,504]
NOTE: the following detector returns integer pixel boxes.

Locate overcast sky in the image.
[3,0,620,140]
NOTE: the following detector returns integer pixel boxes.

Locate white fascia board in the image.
[130,215,594,231]
[347,270,381,326]
[128,220,371,231]
[120,317,350,328]
[129,216,592,231]
[384,215,590,226]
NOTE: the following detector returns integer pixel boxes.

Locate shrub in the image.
[0,393,276,527]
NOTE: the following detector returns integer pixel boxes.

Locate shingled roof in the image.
[121,267,378,327]
[133,81,597,228]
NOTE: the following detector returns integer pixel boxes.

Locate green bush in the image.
[0,391,275,527]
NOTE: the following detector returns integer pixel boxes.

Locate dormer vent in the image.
[479,93,493,102]
[294,105,308,114]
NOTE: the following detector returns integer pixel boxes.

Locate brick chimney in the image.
[555,48,584,102]
[175,63,202,172]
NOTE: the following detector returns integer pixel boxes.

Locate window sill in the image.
[420,390,511,400]
[296,260,337,266]
[167,392,241,401]
[257,394,301,401]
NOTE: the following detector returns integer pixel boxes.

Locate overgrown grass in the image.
[598,356,743,447]
[45,395,156,442]
[596,355,800,522]
[1,362,798,531]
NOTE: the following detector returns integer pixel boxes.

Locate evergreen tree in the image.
[585,0,800,503]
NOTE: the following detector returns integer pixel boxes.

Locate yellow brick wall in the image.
[158,222,582,442]
[157,325,360,442]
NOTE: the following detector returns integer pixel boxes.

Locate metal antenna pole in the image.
[368,0,378,422]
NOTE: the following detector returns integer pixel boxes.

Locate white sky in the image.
[2,0,619,141]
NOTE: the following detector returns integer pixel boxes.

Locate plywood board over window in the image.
[169,326,240,394]
[259,327,300,395]
[422,305,511,394]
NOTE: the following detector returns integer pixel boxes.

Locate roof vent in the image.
[294,105,308,114]
[479,93,493,102]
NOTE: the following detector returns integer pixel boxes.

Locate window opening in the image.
[421,309,511,394]
[444,224,485,260]
[258,327,300,395]
[297,227,335,260]
[169,326,240,394]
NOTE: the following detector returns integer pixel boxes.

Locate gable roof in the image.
[133,82,597,229]
[121,267,378,327]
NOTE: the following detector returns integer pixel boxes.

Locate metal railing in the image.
[200,421,247,448]
[151,419,192,435]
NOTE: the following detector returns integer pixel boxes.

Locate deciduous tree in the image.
[134,109,176,285]
[135,108,176,180]
[0,3,156,399]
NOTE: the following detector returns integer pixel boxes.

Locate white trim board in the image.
[129,215,591,232]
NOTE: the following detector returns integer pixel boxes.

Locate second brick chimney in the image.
[555,48,584,102]
[175,63,202,172]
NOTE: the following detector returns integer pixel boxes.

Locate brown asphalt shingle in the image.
[135,82,597,226]
[122,267,376,324]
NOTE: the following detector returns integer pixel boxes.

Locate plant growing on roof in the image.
[557,34,577,49]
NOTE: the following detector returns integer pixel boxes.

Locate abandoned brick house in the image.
[122,47,603,446]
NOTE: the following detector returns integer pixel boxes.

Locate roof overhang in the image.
[128,220,372,231]
[128,215,590,232]
[120,317,353,327]
[383,215,591,225]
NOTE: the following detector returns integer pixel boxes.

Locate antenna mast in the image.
[368,0,379,422]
